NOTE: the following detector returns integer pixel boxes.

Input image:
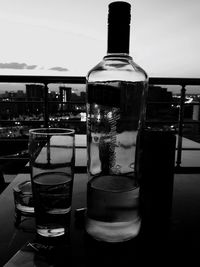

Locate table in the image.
[1,173,200,266]
[0,173,88,266]
[1,136,200,265]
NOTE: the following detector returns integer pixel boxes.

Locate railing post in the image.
[176,84,186,167]
[44,83,49,128]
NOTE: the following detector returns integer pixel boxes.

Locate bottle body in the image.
[85,54,148,242]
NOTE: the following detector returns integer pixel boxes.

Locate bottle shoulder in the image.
[87,55,148,83]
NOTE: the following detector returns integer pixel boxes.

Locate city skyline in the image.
[0,82,85,95]
[0,82,200,95]
[0,0,199,79]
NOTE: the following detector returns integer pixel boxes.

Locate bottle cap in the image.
[107,1,131,53]
[108,1,131,25]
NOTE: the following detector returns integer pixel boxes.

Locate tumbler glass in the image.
[29,128,75,238]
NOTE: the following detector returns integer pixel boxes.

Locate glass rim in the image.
[29,128,75,136]
[13,180,32,195]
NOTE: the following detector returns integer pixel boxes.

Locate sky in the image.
[0,0,200,78]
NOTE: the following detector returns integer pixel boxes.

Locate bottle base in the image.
[85,217,141,242]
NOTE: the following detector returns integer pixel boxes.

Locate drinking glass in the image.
[13,180,34,228]
[29,128,75,238]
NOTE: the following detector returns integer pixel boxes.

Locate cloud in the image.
[48,66,68,72]
[0,62,37,69]
[0,62,69,73]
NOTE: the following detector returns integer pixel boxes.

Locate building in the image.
[59,86,72,112]
[26,84,44,114]
[0,90,26,119]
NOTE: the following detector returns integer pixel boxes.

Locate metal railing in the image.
[0,75,200,174]
[149,77,200,173]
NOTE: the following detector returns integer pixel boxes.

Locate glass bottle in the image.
[85,1,148,242]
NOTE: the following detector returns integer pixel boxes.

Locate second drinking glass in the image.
[29,128,75,239]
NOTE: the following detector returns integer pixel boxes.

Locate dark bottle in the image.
[85,1,148,242]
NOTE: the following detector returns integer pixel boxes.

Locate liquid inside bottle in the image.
[86,175,141,242]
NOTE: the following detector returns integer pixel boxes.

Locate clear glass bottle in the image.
[85,1,148,242]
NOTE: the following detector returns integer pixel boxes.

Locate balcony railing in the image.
[149,77,200,173]
[0,75,200,175]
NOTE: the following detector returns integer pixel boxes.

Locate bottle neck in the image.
[104,53,132,60]
[107,22,130,54]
